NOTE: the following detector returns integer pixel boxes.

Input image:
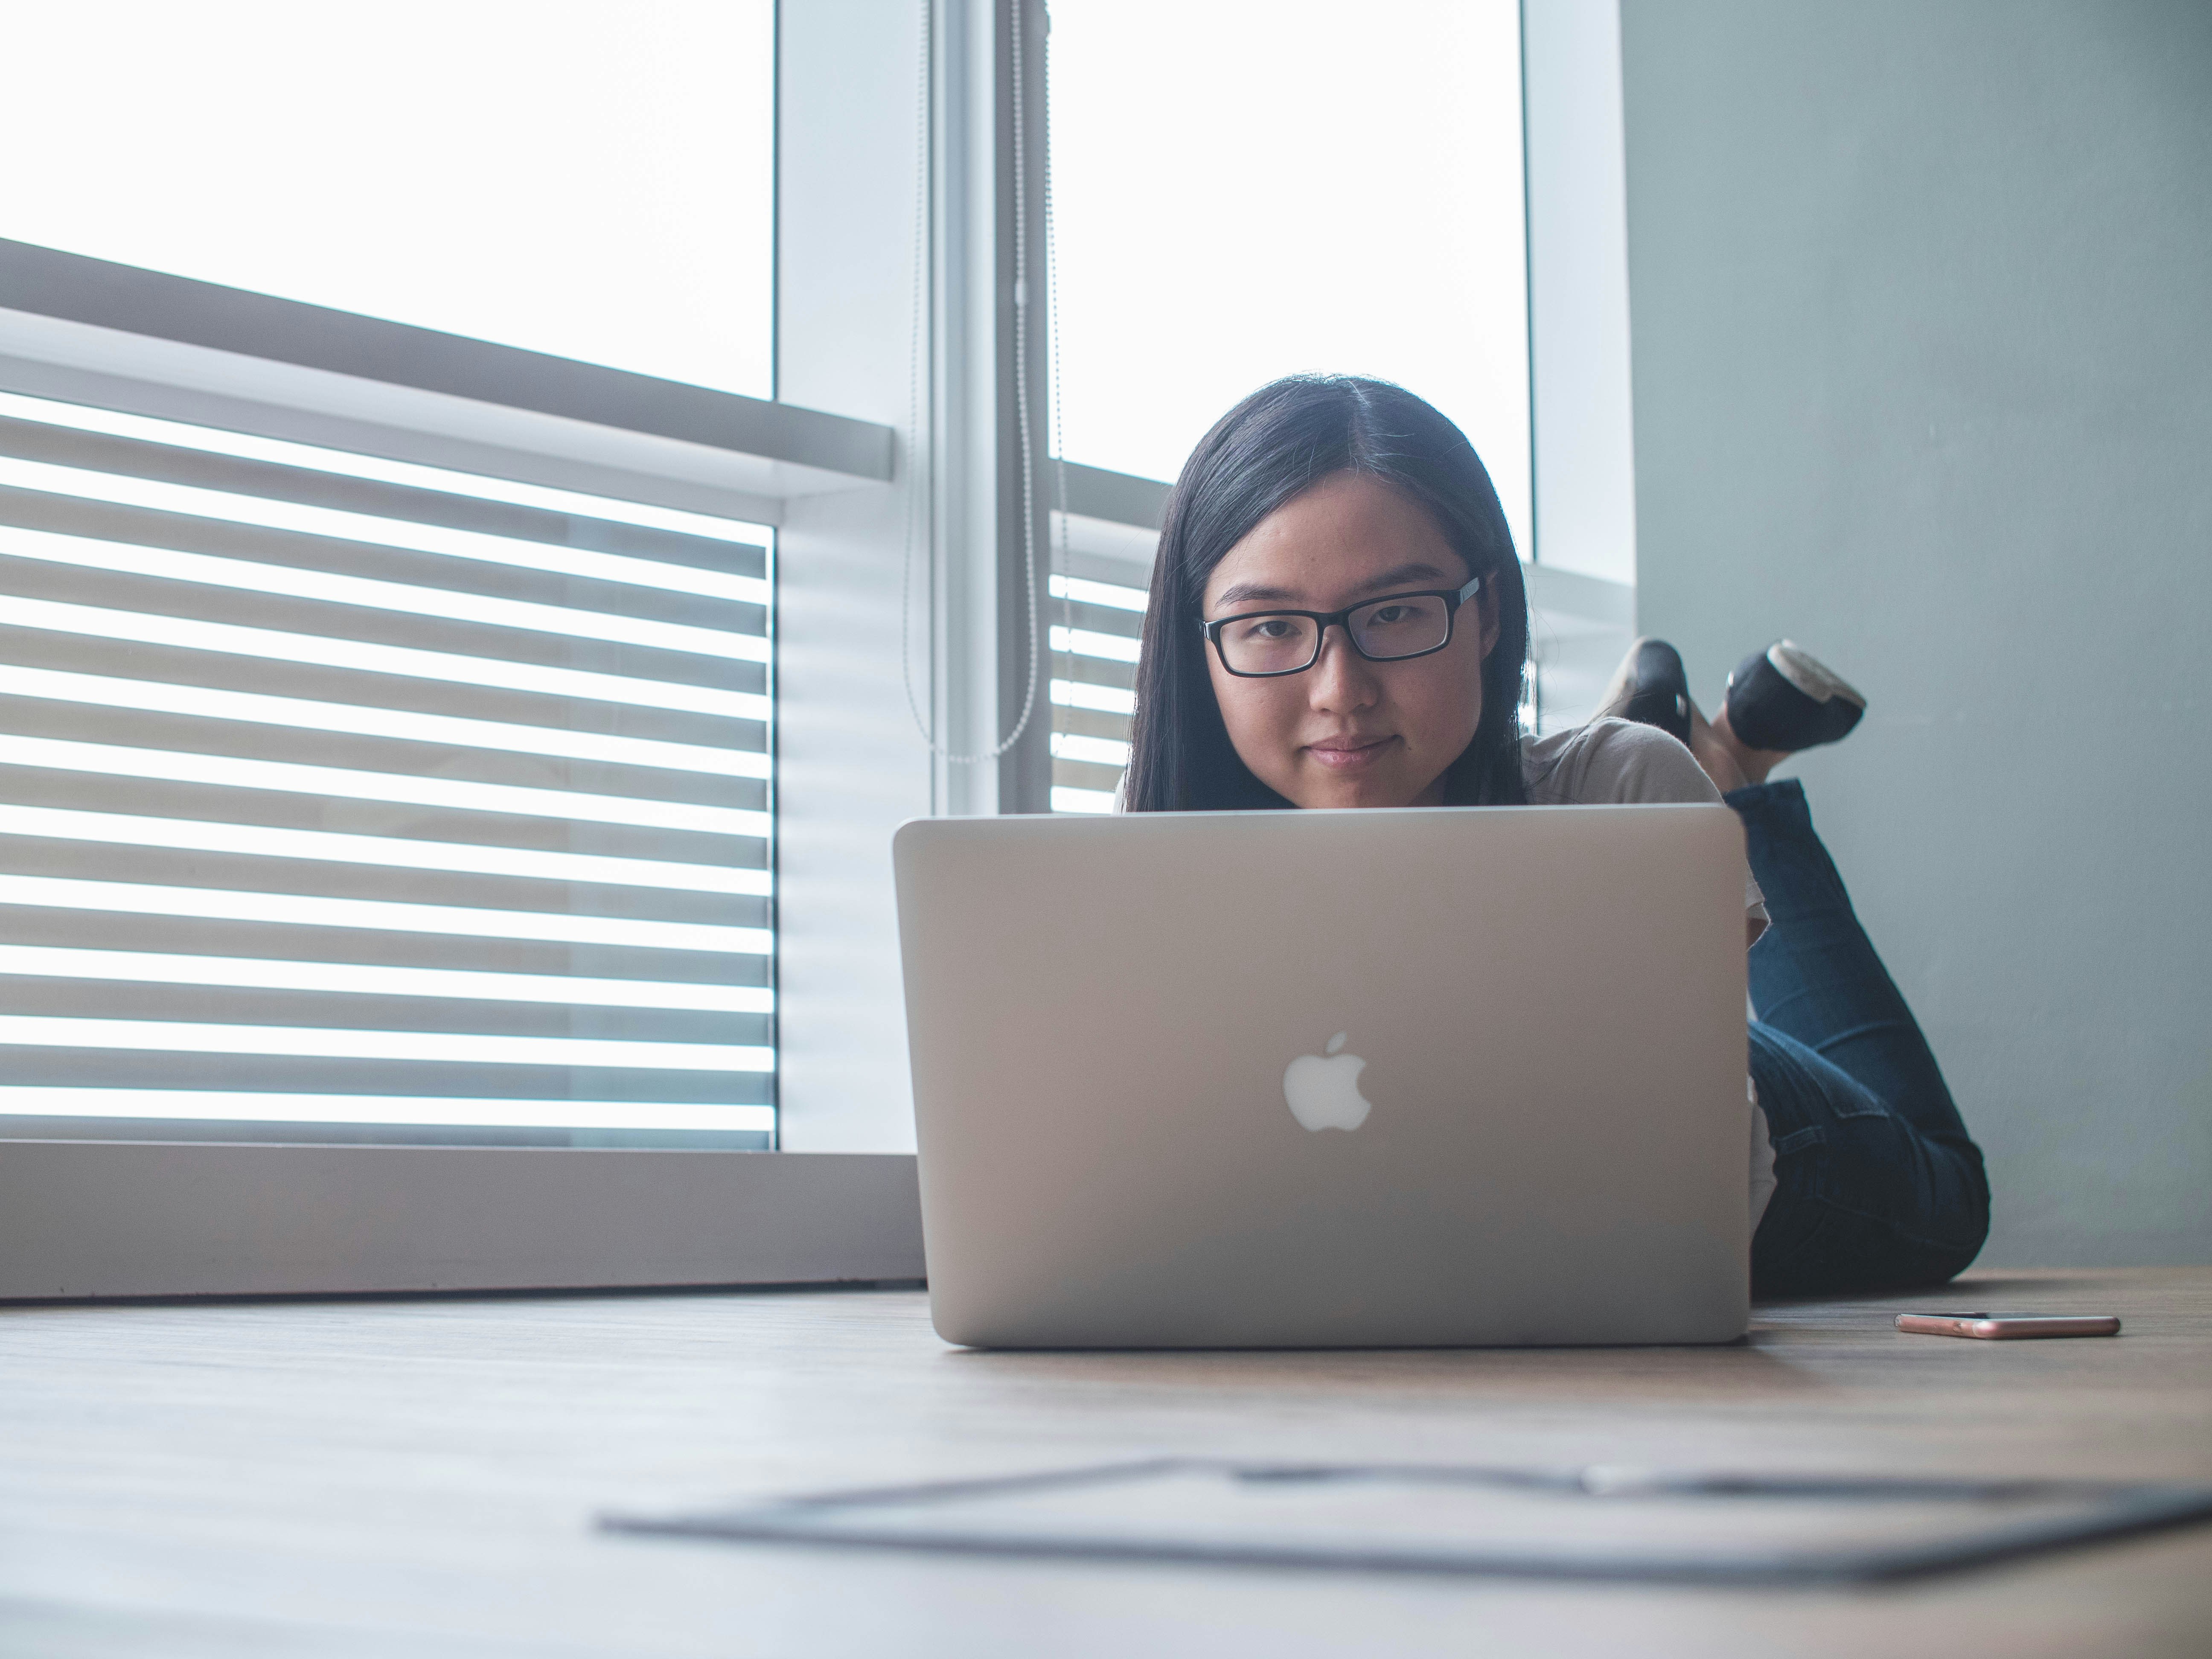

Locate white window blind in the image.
[1048,570,1147,814]
[0,391,774,1147]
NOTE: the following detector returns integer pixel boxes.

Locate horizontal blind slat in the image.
[1049,732,1130,769]
[1052,757,1128,793]
[4,774,761,873]
[1051,677,1135,716]
[0,410,771,579]
[0,1087,774,1135]
[1049,624,1141,664]
[0,480,770,634]
[3,664,767,778]
[0,624,765,750]
[0,873,770,953]
[0,1049,774,1105]
[0,944,771,1012]
[1,559,770,696]
[0,976,768,1046]
[6,592,772,719]
[0,905,767,986]
[1054,704,1136,742]
[1049,573,1149,614]
[3,701,769,810]
[0,1016,773,1073]
[0,460,771,604]
[0,515,769,659]
[0,807,767,897]
[0,835,768,928]
[1,735,771,837]
[1051,598,1148,635]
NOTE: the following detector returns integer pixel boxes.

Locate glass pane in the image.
[0,0,774,397]
[1049,0,1531,552]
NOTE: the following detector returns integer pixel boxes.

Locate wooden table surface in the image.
[3,1266,2209,1657]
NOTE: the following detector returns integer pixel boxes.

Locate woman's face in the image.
[1200,471,1496,810]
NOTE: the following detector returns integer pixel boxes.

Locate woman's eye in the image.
[1238,618,1294,640]
[1368,605,1413,626]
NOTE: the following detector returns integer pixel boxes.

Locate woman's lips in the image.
[1304,735,1398,772]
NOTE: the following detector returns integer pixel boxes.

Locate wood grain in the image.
[2,1268,2208,1657]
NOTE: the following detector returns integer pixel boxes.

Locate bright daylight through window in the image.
[0,1,774,396]
[0,2,778,1147]
[1043,0,1530,812]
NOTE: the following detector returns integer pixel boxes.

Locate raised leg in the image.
[1729,780,1969,1146]
[1728,780,1989,1295]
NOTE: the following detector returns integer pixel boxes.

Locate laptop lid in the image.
[893,804,1749,1349]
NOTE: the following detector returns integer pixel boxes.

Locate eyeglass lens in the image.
[1216,594,1453,674]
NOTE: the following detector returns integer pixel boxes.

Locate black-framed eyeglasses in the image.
[1202,576,1483,678]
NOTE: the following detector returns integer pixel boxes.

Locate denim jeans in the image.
[1728,780,1990,1298]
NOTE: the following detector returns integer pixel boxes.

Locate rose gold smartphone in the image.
[1895,1312,2122,1340]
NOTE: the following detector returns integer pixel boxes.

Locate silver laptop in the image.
[892,804,1750,1349]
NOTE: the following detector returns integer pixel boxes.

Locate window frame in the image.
[1039,0,1642,795]
[0,0,934,1297]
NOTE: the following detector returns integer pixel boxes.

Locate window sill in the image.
[0,1140,922,1300]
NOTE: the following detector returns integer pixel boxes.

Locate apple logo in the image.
[1282,1032,1372,1132]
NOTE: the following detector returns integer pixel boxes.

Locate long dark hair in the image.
[1123,375,1530,812]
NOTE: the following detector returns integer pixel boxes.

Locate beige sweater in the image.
[1524,718,1779,1228]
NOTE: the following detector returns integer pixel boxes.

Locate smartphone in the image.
[1894,1312,2121,1340]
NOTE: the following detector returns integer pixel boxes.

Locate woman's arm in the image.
[1567,719,1772,952]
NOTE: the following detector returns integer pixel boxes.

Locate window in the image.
[0,0,785,1153]
[1045,0,1534,809]
[0,390,776,1149]
[1048,0,1530,530]
[0,0,1633,1292]
[0,0,947,1294]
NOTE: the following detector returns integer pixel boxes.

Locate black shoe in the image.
[1594,637,1693,747]
[1724,641,1866,753]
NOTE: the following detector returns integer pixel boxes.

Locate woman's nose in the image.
[1307,626,1380,712]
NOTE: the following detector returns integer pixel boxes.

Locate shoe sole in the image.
[1767,640,1865,710]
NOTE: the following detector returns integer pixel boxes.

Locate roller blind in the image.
[1048,570,1145,813]
[0,391,774,1145]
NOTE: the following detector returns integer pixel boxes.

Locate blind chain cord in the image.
[900,0,1069,771]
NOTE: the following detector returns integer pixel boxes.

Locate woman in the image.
[1123,374,1988,1298]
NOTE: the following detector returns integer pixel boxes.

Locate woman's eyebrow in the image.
[1211,580,1300,609]
[1212,563,1454,611]
[1354,561,1455,594]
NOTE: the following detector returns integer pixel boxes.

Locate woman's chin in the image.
[1289,770,1425,811]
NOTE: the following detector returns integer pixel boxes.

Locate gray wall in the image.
[1621,0,2212,1265]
